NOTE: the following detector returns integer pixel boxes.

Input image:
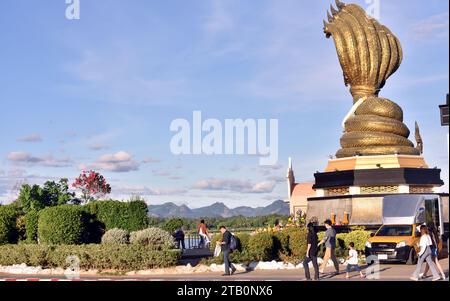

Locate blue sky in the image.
[0,0,448,208]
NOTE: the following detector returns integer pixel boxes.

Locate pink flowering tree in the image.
[72,170,111,203]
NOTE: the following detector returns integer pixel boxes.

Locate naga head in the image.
[323,0,403,102]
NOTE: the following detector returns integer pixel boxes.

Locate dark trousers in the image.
[346,264,361,273]
[198,236,205,248]
[303,256,319,280]
[176,239,185,250]
[223,249,235,275]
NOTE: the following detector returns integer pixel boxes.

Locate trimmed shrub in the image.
[0,244,181,271]
[275,227,308,263]
[25,210,40,243]
[101,228,129,244]
[38,205,88,245]
[285,227,308,259]
[129,227,174,250]
[248,232,276,261]
[230,233,253,263]
[343,230,372,252]
[0,205,19,244]
[85,200,148,232]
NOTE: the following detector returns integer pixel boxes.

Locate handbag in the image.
[214,245,221,257]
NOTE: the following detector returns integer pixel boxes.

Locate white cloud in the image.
[113,184,187,197]
[6,152,72,168]
[193,178,276,193]
[410,12,449,42]
[88,143,109,151]
[80,151,139,173]
[17,133,42,142]
[0,170,61,204]
[7,151,42,163]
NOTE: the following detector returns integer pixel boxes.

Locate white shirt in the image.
[347,249,359,265]
[418,234,432,256]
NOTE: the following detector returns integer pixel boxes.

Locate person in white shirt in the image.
[410,225,441,281]
[420,223,446,280]
[345,242,365,279]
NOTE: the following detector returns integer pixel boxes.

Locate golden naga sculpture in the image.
[323,0,422,158]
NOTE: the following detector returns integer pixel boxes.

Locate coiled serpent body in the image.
[336,96,420,158]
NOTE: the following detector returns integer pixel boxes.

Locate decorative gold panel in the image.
[324,187,350,196]
[409,186,434,194]
[360,185,398,194]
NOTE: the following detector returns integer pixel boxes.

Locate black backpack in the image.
[229,234,240,252]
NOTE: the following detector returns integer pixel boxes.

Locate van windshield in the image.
[376,225,412,237]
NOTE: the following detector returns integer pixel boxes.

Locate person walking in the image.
[345,242,365,279]
[303,222,319,280]
[173,226,185,251]
[410,225,441,281]
[218,226,236,276]
[197,219,210,249]
[420,223,446,280]
[318,219,340,275]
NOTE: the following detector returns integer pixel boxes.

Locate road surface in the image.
[0,259,448,281]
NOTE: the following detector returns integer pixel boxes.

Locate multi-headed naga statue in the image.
[323,0,422,158]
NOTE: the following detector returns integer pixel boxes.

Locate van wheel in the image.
[406,248,417,265]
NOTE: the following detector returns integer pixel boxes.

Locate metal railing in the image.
[174,234,211,250]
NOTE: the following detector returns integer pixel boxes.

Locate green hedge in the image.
[25,210,40,243]
[248,232,277,262]
[0,205,20,245]
[277,227,308,263]
[85,200,148,232]
[206,228,372,265]
[38,205,88,245]
[0,244,181,271]
[129,227,174,250]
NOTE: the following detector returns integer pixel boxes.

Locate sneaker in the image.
[410,276,419,281]
[231,267,237,275]
[419,273,425,279]
[432,277,441,282]
[441,273,446,280]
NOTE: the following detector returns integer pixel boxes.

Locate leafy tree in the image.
[42,178,76,206]
[162,218,185,234]
[17,184,44,213]
[17,179,76,213]
[72,171,111,203]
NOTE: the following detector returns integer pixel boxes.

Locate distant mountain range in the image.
[147,200,289,218]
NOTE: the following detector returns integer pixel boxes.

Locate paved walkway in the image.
[1,259,448,281]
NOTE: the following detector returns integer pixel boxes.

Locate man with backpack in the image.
[219,226,237,276]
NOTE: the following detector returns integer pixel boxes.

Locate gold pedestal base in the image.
[325,155,428,172]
